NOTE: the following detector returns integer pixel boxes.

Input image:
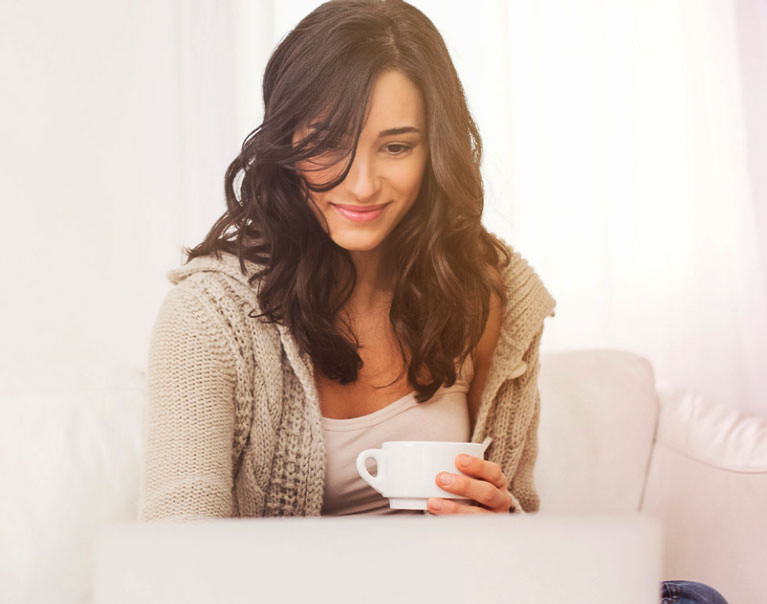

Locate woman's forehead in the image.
[294,70,425,141]
[363,70,425,128]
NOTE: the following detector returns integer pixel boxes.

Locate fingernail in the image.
[439,473,454,485]
[429,499,442,511]
[458,455,471,468]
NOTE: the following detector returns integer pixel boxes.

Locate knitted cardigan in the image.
[138,242,555,520]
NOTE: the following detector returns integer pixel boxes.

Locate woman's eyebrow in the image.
[306,123,420,137]
[378,126,420,137]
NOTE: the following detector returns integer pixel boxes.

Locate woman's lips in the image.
[331,202,389,223]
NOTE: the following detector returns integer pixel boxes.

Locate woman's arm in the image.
[503,327,545,513]
[139,284,237,520]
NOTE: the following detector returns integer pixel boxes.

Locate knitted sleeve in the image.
[138,283,237,521]
[506,327,545,513]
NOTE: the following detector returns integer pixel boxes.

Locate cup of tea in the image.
[355,440,486,510]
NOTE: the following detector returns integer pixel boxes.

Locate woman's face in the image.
[293,69,428,259]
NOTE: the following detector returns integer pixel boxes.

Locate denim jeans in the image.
[661,580,728,604]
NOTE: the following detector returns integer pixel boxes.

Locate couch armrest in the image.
[641,388,767,604]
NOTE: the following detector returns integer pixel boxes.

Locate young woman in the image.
[139,2,726,603]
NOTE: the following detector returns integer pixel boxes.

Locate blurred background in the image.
[1,0,765,416]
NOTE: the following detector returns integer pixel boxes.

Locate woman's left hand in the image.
[427,454,512,514]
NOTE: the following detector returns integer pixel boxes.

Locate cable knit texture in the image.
[138,241,555,520]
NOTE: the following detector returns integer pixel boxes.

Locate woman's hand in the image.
[427,454,512,514]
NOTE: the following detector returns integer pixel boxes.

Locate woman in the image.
[139,2,726,602]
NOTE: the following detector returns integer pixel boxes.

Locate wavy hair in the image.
[187,0,510,401]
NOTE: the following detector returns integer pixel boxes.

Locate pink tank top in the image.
[320,357,474,516]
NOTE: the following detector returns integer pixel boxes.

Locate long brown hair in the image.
[187,0,510,401]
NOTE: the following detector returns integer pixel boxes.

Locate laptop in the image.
[92,513,662,604]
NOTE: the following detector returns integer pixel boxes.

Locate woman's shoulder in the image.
[160,251,267,314]
[155,251,275,347]
[492,237,556,320]
[167,251,263,290]
[488,236,556,359]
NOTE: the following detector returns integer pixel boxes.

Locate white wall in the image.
[0,1,185,388]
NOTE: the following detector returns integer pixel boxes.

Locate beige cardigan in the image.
[138,242,555,519]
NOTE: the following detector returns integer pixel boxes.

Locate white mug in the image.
[355,440,486,510]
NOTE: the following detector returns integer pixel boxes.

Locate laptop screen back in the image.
[93,513,662,604]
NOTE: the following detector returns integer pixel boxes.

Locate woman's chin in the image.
[329,232,385,255]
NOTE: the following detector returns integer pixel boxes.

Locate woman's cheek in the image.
[397,157,426,197]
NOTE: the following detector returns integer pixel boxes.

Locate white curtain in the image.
[475,0,767,417]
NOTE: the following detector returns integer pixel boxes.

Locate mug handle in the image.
[355,448,386,494]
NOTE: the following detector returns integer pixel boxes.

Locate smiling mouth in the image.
[331,202,390,223]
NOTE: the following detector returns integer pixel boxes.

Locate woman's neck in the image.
[347,247,394,314]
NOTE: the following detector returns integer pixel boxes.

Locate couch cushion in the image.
[536,349,659,512]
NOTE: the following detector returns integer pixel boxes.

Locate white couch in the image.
[1,350,765,604]
[536,350,767,604]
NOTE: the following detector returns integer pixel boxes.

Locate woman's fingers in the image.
[433,466,511,512]
[454,454,508,490]
[426,497,490,515]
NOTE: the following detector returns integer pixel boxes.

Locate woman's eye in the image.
[314,140,350,162]
[384,143,412,155]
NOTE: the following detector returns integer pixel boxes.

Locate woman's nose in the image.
[343,152,379,200]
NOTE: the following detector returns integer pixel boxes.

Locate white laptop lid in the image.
[93,513,662,604]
